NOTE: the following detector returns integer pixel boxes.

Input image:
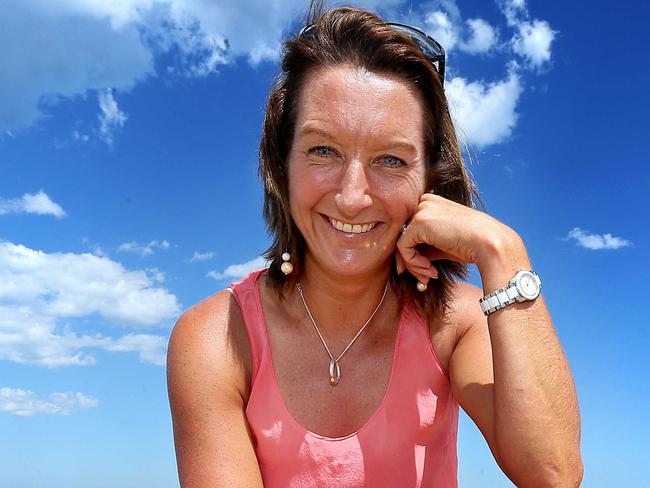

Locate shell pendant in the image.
[328,358,341,386]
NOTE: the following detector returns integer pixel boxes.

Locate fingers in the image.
[406,249,434,270]
[396,193,460,284]
[408,263,438,287]
[395,246,439,285]
[397,222,434,261]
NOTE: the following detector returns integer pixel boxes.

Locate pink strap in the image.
[229,269,267,383]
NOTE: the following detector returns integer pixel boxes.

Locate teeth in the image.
[329,217,376,234]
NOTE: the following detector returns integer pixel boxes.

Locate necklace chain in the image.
[296,281,389,386]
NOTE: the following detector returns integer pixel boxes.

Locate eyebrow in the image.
[299,124,419,155]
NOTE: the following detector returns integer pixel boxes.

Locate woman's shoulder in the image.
[428,280,486,373]
[446,280,486,332]
[167,288,252,398]
[167,290,261,486]
[449,279,484,313]
[172,289,244,344]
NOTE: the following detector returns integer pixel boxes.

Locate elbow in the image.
[571,458,585,487]
[563,456,584,488]
[533,456,584,488]
[559,448,585,488]
[502,451,584,488]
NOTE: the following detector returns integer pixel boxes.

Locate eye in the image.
[377,155,405,167]
[309,146,335,158]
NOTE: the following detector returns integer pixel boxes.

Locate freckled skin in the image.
[288,65,428,277]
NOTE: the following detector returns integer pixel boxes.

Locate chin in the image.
[317,249,394,277]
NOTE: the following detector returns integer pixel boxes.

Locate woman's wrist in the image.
[476,229,531,292]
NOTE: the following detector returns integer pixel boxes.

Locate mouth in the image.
[327,216,378,234]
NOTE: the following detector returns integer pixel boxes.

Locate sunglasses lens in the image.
[386,23,445,83]
[388,24,444,59]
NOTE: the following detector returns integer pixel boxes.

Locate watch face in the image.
[516,271,541,300]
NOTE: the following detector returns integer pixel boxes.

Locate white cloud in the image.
[0,387,98,416]
[422,0,552,66]
[47,0,153,29]
[512,20,556,69]
[446,67,522,148]
[424,10,460,52]
[118,239,171,257]
[497,0,556,69]
[72,130,90,143]
[159,0,401,68]
[0,190,66,218]
[98,89,127,145]
[0,0,321,133]
[462,18,497,54]
[565,228,632,250]
[0,241,180,367]
[0,0,153,133]
[499,0,528,26]
[207,255,268,281]
[420,3,497,55]
[190,251,215,262]
[81,237,107,257]
[417,0,554,147]
[101,333,168,365]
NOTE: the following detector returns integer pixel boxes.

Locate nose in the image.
[334,159,373,217]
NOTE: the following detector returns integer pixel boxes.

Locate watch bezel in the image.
[514,270,541,300]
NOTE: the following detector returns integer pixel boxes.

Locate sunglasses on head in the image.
[298,22,446,85]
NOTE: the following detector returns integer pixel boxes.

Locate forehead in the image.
[295,65,425,142]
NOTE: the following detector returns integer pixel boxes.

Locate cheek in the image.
[289,163,338,206]
[288,167,325,222]
[372,169,427,211]
[401,179,427,222]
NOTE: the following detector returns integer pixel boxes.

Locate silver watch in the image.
[479,270,542,316]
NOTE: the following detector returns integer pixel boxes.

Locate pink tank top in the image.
[230,270,458,487]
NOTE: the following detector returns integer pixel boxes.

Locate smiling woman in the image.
[288,66,428,281]
[166,2,583,487]
[259,4,474,321]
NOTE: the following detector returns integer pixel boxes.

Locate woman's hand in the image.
[396,193,528,286]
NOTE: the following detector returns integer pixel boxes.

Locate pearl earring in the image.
[280,252,293,275]
[417,281,428,292]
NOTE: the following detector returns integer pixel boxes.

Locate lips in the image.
[328,216,377,234]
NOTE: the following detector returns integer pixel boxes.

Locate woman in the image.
[167,4,583,487]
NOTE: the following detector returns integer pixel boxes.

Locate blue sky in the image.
[0,0,647,486]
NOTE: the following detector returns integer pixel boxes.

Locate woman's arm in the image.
[167,291,263,487]
[398,194,583,487]
[450,270,582,487]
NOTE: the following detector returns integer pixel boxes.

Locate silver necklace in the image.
[296,281,389,387]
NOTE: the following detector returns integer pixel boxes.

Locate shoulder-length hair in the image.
[259,2,478,322]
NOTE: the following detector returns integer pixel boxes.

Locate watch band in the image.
[479,285,519,316]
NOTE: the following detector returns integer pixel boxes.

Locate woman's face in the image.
[287,64,428,277]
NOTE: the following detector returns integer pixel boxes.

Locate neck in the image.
[293,253,395,338]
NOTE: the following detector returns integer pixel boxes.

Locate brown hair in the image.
[259,2,478,322]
